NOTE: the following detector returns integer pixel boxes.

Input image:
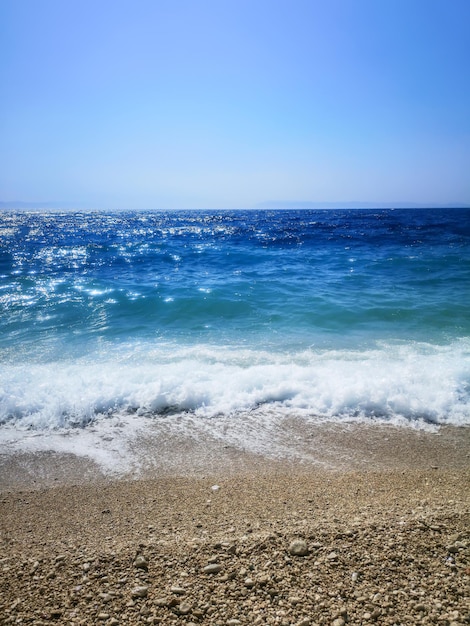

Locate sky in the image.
[1,0,469,210]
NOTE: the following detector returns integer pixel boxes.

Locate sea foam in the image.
[1,340,469,431]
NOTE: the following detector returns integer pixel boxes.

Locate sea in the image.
[1,208,469,472]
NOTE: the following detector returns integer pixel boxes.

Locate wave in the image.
[1,340,469,430]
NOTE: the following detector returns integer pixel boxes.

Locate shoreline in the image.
[1,423,469,625]
[1,420,469,492]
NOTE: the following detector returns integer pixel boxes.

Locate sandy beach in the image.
[1,423,469,625]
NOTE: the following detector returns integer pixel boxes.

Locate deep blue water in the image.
[1,208,469,430]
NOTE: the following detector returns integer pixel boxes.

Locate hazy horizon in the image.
[1,201,469,213]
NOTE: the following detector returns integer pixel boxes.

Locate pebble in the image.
[207,554,220,563]
[134,554,149,570]
[332,619,345,626]
[178,600,192,614]
[288,539,309,556]
[203,563,222,574]
[131,585,149,598]
[98,592,113,602]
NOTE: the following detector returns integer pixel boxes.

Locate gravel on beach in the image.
[1,466,469,626]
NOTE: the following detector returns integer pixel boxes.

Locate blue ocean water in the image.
[1,208,469,433]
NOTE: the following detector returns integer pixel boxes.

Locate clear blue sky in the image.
[1,0,469,209]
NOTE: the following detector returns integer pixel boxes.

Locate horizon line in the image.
[1,200,469,211]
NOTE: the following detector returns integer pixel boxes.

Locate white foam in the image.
[0,340,470,473]
[0,339,469,472]
[0,413,145,476]
[1,339,469,429]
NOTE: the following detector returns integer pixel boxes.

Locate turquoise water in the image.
[1,208,469,430]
